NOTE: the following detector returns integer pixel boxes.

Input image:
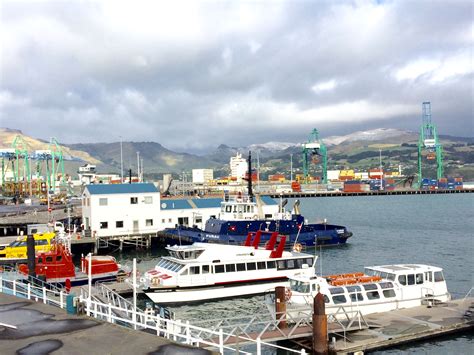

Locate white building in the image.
[230,153,248,183]
[82,183,160,237]
[192,169,214,184]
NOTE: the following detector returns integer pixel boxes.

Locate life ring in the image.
[293,243,302,253]
[151,277,160,286]
[285,288,292,302]
[253,215,259,220]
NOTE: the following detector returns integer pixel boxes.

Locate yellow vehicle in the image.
[0,232,56,260]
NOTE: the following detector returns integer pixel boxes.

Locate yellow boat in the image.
[0,232,56,260]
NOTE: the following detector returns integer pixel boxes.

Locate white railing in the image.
[0,276,67,309]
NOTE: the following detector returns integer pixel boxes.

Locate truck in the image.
[27,222,64,235]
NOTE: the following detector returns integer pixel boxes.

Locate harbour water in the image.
[116,194,473,354]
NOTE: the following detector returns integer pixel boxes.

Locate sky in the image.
[0,0,472,153]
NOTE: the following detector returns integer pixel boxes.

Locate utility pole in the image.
[136,152,140,183]
[120,136,123,183]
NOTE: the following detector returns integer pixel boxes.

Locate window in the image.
[36,240,49,246]
[162,219,166,223]
[130,197,138,204]
[277,260,286,270]
[226,264,236,272]
[168,218,172,223]
[190,266,200,275]
[215,265,225,273]
[383,289,396,298]
[46,256,53,263]
[144,196,153,204]
[379,282,394,289]
[257,262,266,270]
[434,271,444,282]
[56,256,62,262]
[99,198,108,206]
[332,295,347,304]
[100,221,108,229]
[350,293,364,302]
[323,295,330,303]
[236,263,246,272]
[366,291,380,300]
[329,287,345,295]
[287,259,296,269]
[346,285,362,293]
[398,275,407,285]
[267,261,276,269]
[416,273,423,284]
[425,272,433,282]
[202,265,209,274]
[180,269,188,276]
[247,262,256,271]
[407,274,415,285]
[363,284,378,291]
[146,219,153,226]
[387,274,396,281]
[116,221,124,228]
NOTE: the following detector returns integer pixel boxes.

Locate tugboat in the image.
[164,152,352,247]
[18,240,123,287]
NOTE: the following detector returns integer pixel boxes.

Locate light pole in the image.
[120,137,123,183]
[290,154,293,182]
[136,151,140,183]
[379,149,383,191]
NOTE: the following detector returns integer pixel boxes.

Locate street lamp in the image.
[120,136,123,183]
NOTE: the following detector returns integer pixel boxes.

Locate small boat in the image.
[284,264,451,319]
[163,195,352,247]
[142,230,317,304]
[18,242,123,287]
[0,232,56,264]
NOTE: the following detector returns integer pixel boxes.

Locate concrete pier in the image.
[0,292,213,355]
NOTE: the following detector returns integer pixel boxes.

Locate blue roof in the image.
[160,196,277,210]
[86,183,159,195]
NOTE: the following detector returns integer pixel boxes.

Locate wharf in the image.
[269,187,473,199]
[0,292,213,355]
[293,298,473,354]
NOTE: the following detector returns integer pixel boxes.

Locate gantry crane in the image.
[302,128,327,184]
[417,102,443,186]
[48,137,66,191]
[12,135,31,184]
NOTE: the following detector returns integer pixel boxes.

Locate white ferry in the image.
[142,231,317,304]
[286,264,451,319]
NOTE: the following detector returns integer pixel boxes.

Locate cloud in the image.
[0,0,472,151]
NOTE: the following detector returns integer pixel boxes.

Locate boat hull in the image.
[145,280,289,304]
[164,224,351,247]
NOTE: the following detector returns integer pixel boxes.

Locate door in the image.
[133,220,139,233]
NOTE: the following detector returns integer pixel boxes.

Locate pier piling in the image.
[312,292,328,355]
[274,286,287,329]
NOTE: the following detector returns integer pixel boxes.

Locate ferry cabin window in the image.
[379,282,394,289]
[257,262,266,270]
[329,287,345,295]
[190,266,200,275]
[362,284,378,291]
[247,262,256,271]
[202,265,210,274]
[287,259,296,269]
[130,197,138,204]
[180,269,188,276]
[100,221,108,229]
[346,285,362,293]
[398,275,407,285]
[366,291,380,300]
[290,280,310,293]
[225,206,232,213]
[425,272,433,282]
[236,263,246,272]
[416,273,423,284]
[407,274,415,285]
[387,273,396,281]
[350,293,364,302]
[215,265,225,273]
[46,256,53,263]
[434,271,444,282]
[323,295,330,303]
[267,261,276,269]
[226,264,236,272]
[332,295,347,304]
[383,289,396,298]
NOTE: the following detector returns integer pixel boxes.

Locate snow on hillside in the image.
[323,128,413,146]
[248,141,298,151]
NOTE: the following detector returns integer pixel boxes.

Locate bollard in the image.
[275,286,287,329]
[312,292,328,355]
